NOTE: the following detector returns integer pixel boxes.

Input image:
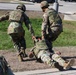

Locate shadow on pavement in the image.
[22,58,36,62]
[69,67,76,70]
[62,56,76,59]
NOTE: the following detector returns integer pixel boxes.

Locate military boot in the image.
[18,48,24,62]
[18,54,23,62]
[20,47,27,58]
[52,54,74,70]
[63,59,74,70]
[23,50,28,58]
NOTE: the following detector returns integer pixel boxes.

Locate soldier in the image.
[0,4,35,61]
[40,1,63,52]
[28,37,74,70]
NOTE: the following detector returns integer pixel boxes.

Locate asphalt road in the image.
[0,0,76,14]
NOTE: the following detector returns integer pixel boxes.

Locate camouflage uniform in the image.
[41,8,63,41]
[0,4,35,58]
[40,1,63,52]
[29,39,74,70]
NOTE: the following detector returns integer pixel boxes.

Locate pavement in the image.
[64,13,76,21]
[12,66,76,75]
[0,0,76,21]
[7,66,76,75]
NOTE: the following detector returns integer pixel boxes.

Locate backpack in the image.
[46,9,63,41]
[48,9,62,25]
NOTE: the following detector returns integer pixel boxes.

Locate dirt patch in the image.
[0,46,76,72]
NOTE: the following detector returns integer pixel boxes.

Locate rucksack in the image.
[48,9,62,25]
[46,9,63,41]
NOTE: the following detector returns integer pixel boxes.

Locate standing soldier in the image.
[28,37,74,70]
[0,4,35,61]
[40,1,63,52]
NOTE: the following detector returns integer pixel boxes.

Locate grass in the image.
[0,19,76,50]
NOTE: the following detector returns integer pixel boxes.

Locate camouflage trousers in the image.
[37,50,65,67]
[9,34,26,53]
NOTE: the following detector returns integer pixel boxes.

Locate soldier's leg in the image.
[19,37,27,57]
[38,51,54,67]
[45,39,54,53]
[9,34,20,52]
[52,54,74,70]
[9,34,24,61]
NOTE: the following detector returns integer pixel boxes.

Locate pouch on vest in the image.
[9,10,23,22]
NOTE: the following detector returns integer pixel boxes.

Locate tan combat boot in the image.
[63,59,74,70]
[18,49,24,62]
[18,54,23,62]
[20,47,27,58]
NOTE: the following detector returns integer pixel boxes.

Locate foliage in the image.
[0,20,76,50]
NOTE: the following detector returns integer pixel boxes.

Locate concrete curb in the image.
[64,14,76,21]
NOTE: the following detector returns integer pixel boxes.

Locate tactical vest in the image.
[9,10,23,22]
[34,40,48,55]
[36,40,48,50]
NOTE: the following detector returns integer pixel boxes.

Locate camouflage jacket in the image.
[30,40,48,56]
[41,8,63,36]
[0,9,34,36]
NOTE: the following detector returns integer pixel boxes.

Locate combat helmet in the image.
[40,1,49,8]
[16,4,26,12]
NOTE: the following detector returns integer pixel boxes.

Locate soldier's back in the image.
[9,9,23,22]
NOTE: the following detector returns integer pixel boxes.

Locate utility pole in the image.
[53,0,59,13]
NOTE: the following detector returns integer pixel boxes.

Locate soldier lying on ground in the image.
[28,37,74,70]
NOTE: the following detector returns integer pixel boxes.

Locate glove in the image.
[28,52,34,58]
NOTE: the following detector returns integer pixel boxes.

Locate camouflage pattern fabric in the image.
[0,9,34,36]
[33,40,48,56]
[7,22,25,36]
[41,8,63,41]
[30,39,73,69]
[9,10,23,22]
[0,8,35,58]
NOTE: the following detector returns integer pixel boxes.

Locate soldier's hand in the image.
[55,51,61,55]
[32,36,36,40]
[42,35,45,40]
[28,52,34,58]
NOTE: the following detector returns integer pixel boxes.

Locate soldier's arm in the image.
[30,46,36,52]
[0,12,9,22]
[41,13,49,39]
[28,46,36,58]
[24,14,35,37]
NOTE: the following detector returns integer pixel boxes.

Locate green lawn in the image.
[0,19,76,50]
